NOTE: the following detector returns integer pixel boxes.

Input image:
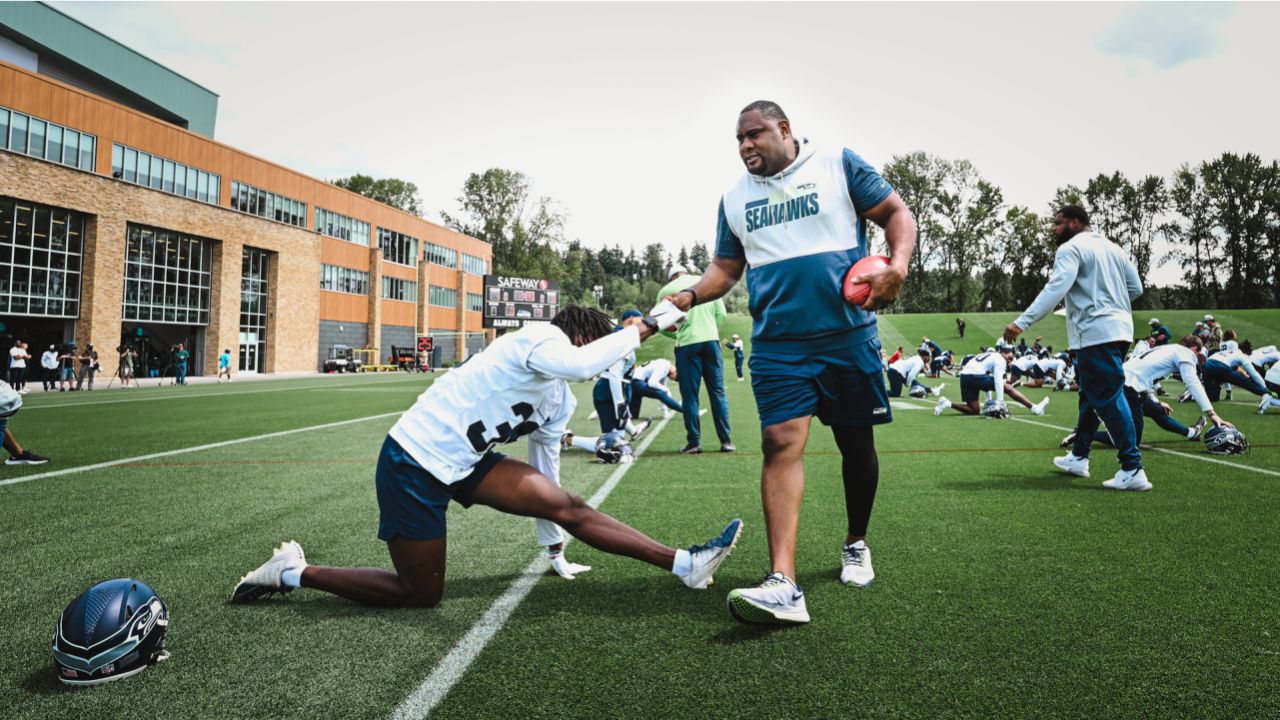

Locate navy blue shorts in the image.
[750,336,891,429]
[1029,366,1046,379]
[1010,365,1026,379]
[960,374,996,403]
[375,435,505,542]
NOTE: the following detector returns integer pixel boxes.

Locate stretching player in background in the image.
[629,358,689,420]
[724,334,746,382]
[231,306,743,607]
[886,347,944,398]
[935,344,1049,417]
[1263,356,1280,413]
[1058,336,1231,485]
[1200,338,1274,406]
[1009,351,1038,386]
[591,309,651,441]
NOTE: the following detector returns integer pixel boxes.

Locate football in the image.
[842,255,891,306]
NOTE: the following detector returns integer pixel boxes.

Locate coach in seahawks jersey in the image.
[666,100,916,625]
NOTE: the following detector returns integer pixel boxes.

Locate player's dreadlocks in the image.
[551,305,615,346]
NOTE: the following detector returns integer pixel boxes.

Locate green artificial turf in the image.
[2,310,1278,720]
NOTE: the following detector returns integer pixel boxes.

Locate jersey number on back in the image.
[467,402,540,453]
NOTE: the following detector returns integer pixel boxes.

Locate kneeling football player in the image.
[934,345,1049,417]
[231,306,742,607]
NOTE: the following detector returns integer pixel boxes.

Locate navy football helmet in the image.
[908,385,929,399]
[53,578,169,686]
[981,399,1010,419]
[1204,426,1248,455]
[595,431,633,464]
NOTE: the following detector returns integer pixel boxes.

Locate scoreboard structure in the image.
[482,275,560,329]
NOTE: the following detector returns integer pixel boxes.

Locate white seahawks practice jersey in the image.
[960,352,1007,377]
[1124,344,1212,412]
[1011,355,1038,372]
[1250,345,1278,369]
[633,358,673,386]
[889,355,925,383]
[1036,358,1066,375]
[1267,360,1280,386]
[390,323,640,484]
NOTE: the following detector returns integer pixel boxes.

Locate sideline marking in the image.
[17,375,422,411]
[389,415,673,720]
[0,412,402,488]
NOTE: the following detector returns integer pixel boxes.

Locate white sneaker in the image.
[587,409,599,421]
[1032,397,1050,416]
[662,408,674,420]
[1102,467,1152,492]
[628,418,651,441]
[737,377,744,382]
[681,519,743,589]
[840,540,875,587]
[1053,453,1090,478]
[698,408,708,417]
[548,552,592,580]
[1260,395,1276,414]
[934,397,951,416]
[727,572,810,625]
[931,383,946,397]
[231,541,306,603]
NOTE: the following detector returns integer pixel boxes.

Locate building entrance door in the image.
[239,331,260,373]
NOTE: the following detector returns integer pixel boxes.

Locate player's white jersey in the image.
[600,347,638,405]
[1250,345,1279,369]
[1036,358,1066,375]
[633,358,673,386]
[960,351,1007,378]
[1011,355,1037,372]
[889,355,925,383]
[1209,342,1267,387]
[1125,344,1212,412]
[390,323,640,484]
[1128,338,1152,360]
[1267,360,1280,386]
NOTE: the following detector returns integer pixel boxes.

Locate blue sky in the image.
[52,2,1280,285]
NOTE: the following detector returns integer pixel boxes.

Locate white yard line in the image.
[0,412,402,488]
[17,375,420,411]
[389,415,673,720]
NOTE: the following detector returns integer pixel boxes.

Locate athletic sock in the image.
[281,565,307,588]
[571,436,596,453]
[671,548,692,577]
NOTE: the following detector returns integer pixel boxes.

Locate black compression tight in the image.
[832,425,879,537]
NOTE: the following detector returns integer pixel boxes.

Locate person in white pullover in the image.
[230,306,745,608]
[1003,205,1148,491]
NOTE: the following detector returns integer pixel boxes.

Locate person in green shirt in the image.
[657,264,733,453]
[174,343,190,385]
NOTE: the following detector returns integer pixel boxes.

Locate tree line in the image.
[337,151,1280,316]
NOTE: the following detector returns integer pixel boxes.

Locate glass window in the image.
[162,160,175,192]
[0,108,8,150]
[175,163,186,196]
[111,143,123,177]
[46,124,63,164]
[186,167,197,199]
[123,147,137,182]
[198,173,209,203]
[11,112,28,154]
[0,197,85,318]
[79,134,94,171]
[28,118,46,159]
[138,152,151,187]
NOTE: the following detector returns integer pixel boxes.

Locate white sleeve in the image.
[1015,245,1079,330]
[1178,359,1214,414]
[605,360,626,405]
[1243,359,1267,390]
[526,326,641,382]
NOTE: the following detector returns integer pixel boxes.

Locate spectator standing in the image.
[9,340,29,394]
[1203,315,1222,353]
[76,345,98,390]
[657,265,733,454]
[118,346,137,388]
[57,344,76,391]
[175,343,190,385]
[956,317,966,338]
[1004,205,1147,491]
[724,334,746,382]
[218,348,233,383]
[40,344,58,392]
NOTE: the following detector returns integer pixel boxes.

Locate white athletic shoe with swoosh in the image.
[840,541,875,587]
[231,541,306,603]
[727,572,810,625]
[1053,453,1090,478]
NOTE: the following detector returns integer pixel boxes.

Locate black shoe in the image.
[1187,416,1207,441]
[1059,431,1077,448]
[1155,387,1168,397]
[720,442,736,453]
[680,444,703,455]
[6,450,50,465]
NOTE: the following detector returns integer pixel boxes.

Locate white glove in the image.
[549,553,593,580]
[647,299,687,332]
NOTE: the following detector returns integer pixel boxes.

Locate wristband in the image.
[681,288,698,306]
[642,316,659,334]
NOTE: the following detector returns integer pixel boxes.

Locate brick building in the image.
[0,2,491,377]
